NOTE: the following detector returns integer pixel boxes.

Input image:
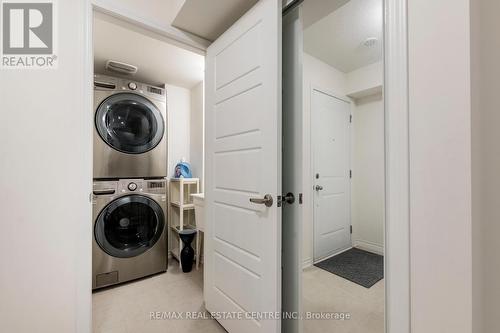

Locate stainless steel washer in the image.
[92,179,167,289]
[93,74,167,179]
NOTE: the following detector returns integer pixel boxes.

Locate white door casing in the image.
[312,89,351,262]
[204,0,282,332]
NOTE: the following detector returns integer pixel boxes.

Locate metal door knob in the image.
[249,194,274,207]
[315,185,324,191]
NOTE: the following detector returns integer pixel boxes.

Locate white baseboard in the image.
[313,246,353,265]
[302,257,313,269]
[353,239,384,255]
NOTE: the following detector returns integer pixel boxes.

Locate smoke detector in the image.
[105,60,138,75]
[363,37,378,48]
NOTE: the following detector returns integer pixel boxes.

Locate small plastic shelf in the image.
[170,201,195,209]
[168,177,201,270]
[170,225,196,233]
[169,178,199,185]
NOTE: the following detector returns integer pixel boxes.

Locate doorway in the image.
[282,0,393,332]
[302,1,386,332]
[90,7,215,333]
[81,0,407,332]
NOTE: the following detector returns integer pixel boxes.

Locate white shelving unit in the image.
[168,178,200,269]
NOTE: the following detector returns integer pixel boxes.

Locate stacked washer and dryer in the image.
[92,74,168,290]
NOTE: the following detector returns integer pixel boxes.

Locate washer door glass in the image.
[96,93,165,154]
[95,195,165,258]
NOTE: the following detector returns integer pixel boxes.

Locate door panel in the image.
[312,90,351,261]
[204,0,282,332]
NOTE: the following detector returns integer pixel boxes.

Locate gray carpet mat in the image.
[314,248,384,288]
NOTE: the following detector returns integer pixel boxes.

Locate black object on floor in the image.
[314,248,384,288]
[179,229,197,273]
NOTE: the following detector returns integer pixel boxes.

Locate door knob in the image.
[249,194,274,207]
[315,185,324,191]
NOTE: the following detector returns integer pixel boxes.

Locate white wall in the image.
[190,81,205,189]
[471,1,500,332]
[346,61,383,98]
[351,93,385,254]
[0,1,91,332]
[166,84,192,177]
[166,82,204,182]
[408,0,472,332]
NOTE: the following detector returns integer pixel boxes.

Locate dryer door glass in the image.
[95,195,165,258]
[96,93,165,154]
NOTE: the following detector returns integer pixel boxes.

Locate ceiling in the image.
[172,0,258,41]
[104,0,185,30]
[93,11,204,89]
[303,0,383,73]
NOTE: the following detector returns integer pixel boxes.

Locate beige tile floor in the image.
[93,261,383,333]
[92,261,226,333]
[302,265,385,333]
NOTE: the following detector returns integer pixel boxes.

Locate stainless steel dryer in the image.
[93,74,167,179]
[92,179,167,289]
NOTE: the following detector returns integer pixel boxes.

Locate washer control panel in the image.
[116,179,144,193]
[95,179,166,195]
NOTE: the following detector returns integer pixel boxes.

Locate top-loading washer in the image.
[93,74,167,179]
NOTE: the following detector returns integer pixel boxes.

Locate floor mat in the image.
[314,248,384,288]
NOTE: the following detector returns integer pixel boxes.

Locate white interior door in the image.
[312,89,351,262]
[204,0,282,332]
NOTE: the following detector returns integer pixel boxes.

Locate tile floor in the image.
[302,265,385,333]
[93,261,384,333]
[92,261,226,333]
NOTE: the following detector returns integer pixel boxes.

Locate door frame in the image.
[79,1,411,333]
[384,0,410,332]
[309,86,353,264]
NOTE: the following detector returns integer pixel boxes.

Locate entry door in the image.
[312,89,351,261]
[204,0,282,332]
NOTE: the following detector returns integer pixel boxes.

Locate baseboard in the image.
[353,239,384,255]
[302,257,313,269]
[313,246,353,265]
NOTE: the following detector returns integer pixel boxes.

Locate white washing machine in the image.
[92,178,167,289]
[93,74,167,179]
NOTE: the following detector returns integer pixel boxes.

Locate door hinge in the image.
[350,225,353,234]
[349,170,352,178]
[350,114,352,123]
